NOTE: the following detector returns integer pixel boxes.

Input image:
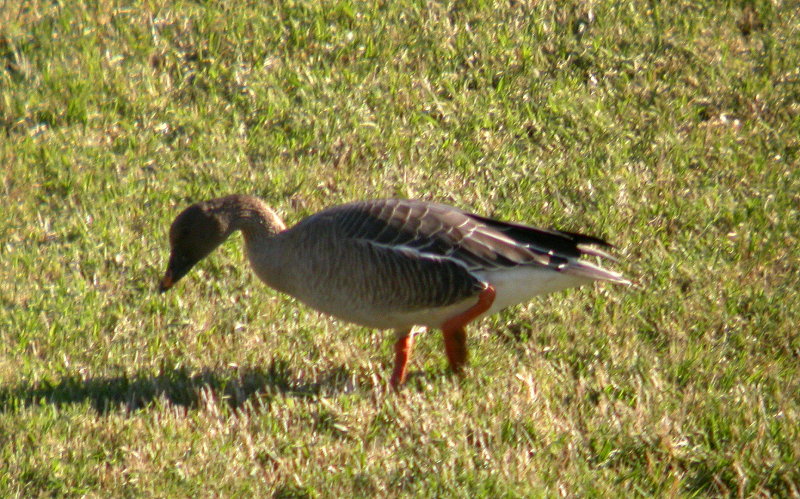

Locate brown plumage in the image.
[160,195,629,387]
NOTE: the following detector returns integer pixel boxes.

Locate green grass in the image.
[2,0,799,495]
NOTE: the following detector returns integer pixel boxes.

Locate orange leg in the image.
[390,331,415,388]
[440,284,496,373]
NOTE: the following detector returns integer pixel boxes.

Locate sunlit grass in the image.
[1,0,799,496]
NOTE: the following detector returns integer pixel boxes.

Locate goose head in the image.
[159,200,232,292]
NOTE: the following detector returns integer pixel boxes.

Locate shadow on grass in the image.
[0,359,353,415]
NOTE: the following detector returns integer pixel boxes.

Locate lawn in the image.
[1,0,798,496]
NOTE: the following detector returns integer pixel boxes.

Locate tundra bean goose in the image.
[159,195,629,387]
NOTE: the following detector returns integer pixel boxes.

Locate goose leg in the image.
[440,284,496,374]
[390,330,414,388]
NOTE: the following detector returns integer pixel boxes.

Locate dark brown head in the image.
[159,200,232,292]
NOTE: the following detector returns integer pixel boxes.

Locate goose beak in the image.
[159,269,174,293]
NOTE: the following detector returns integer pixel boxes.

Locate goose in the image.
[159,195,629,387]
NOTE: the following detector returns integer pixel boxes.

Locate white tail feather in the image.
[563,259,631,285]
[576,243,619,262]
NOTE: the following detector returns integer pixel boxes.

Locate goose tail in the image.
[564,257,631,285]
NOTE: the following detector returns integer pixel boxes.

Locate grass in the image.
[1,0,799,495]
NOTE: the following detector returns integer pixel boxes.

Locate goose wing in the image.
[329,199,616,272]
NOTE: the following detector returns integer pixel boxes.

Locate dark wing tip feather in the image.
[466,213,615,259]
[551,228,614,248]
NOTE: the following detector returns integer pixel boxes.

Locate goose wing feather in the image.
[327,199,577,272]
